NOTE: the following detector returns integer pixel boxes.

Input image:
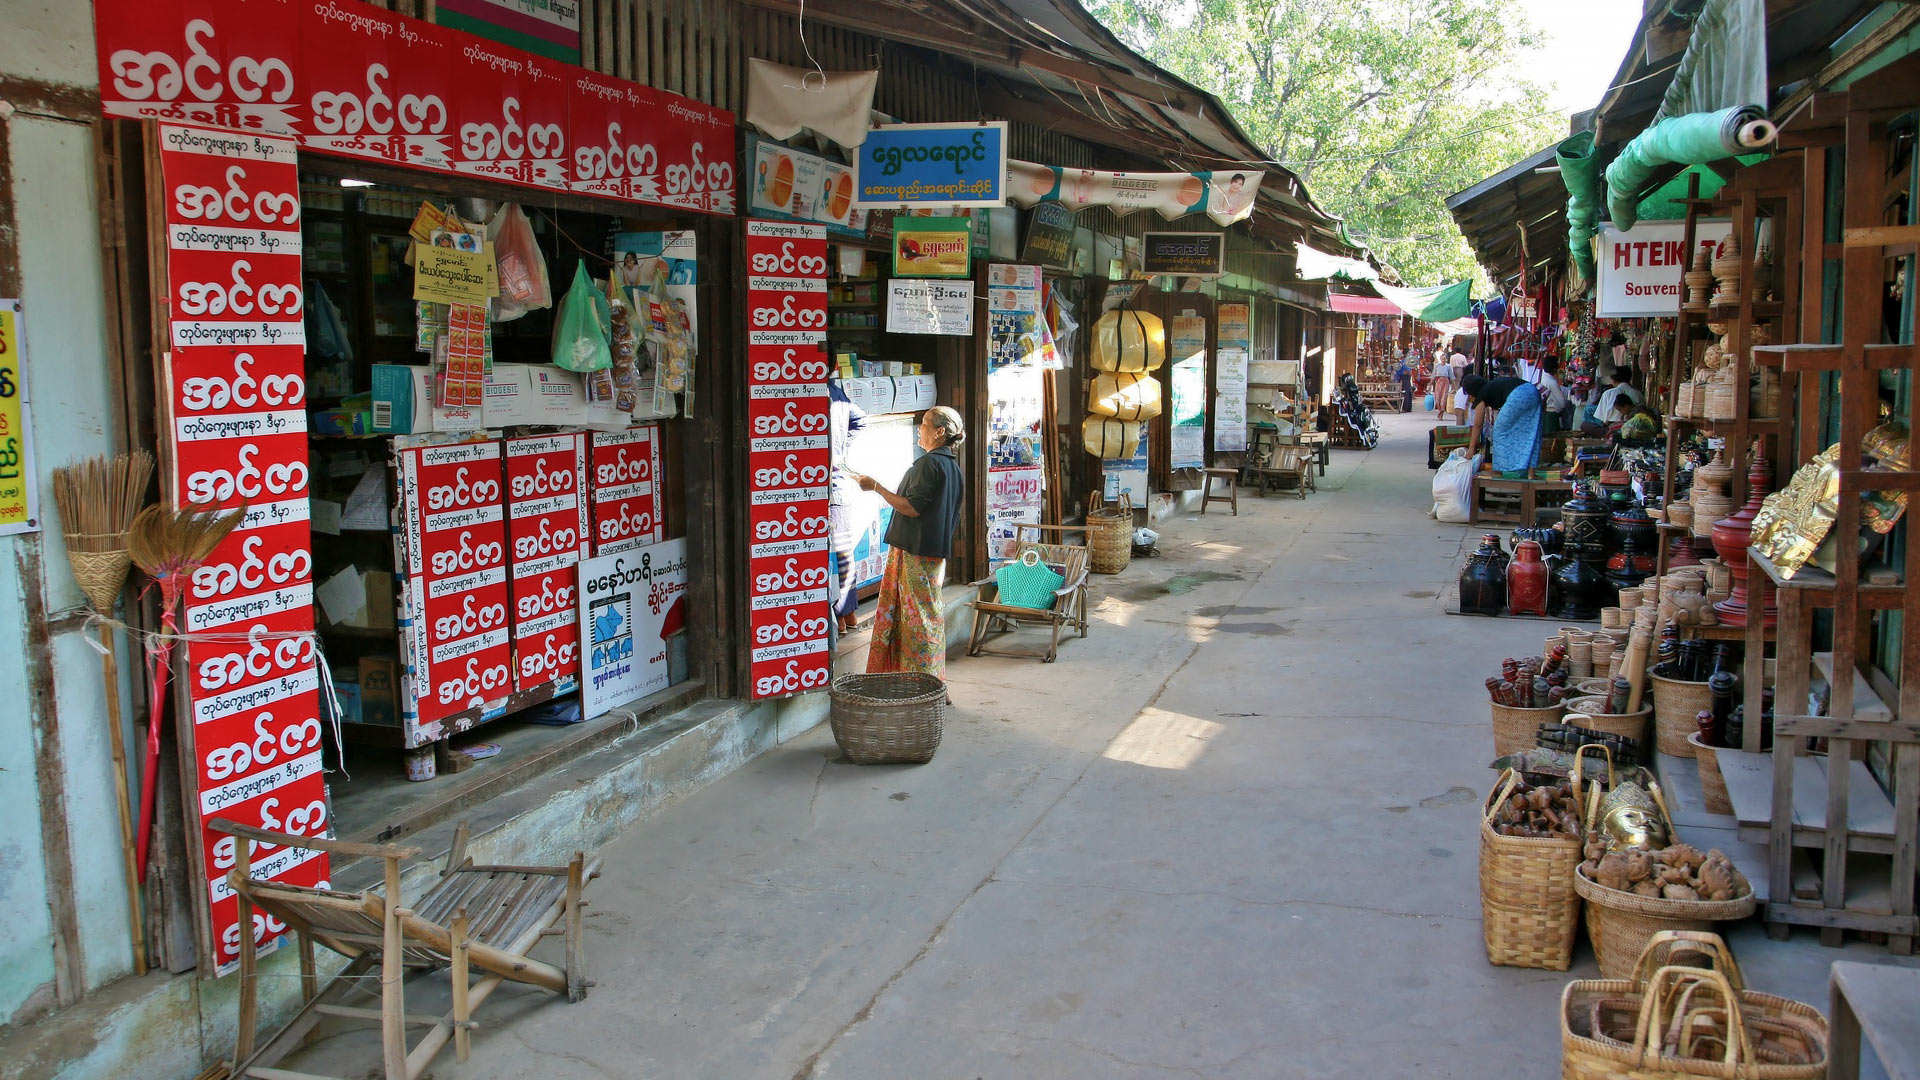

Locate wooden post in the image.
[444,822,470,877]
[382,855,408,1080]
[233,836,257,1064]
[565,854,587,1002]
[450,909,472,1064]
[298,929,317,1002]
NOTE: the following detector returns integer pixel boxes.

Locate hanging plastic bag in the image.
[487,203,552,321]
[551,263,612,372]
[305,278,352,362]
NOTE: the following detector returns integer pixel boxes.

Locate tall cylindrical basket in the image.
[1480,770,1583,970]
[1087,492,1133,574]
[1490,700,1565,757]
[1648,672,1713,757]
[829,672,947,765]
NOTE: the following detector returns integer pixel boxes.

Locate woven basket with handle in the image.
[1574,864,1756,980]
[1086,492,1132,574]
[829,672,946,765]
[1479,768,1583,970]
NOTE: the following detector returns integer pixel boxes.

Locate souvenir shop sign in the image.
[1141,232,1224,278]
[1009,162,1263,227]
[1020,201,1076,270]
[744,221,833,701]
[92,0,736,215]
[578,539,688,718]
[0,301,37,535]
[853,122,1008,209]
[159,123,326,977]
[1594,218,1733,318]
[893,217,972,278]
[887,280,974,336]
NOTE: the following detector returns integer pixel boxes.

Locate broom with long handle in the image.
[129,502,244,885]
[51,451,155,977]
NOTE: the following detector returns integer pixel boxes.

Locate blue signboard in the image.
[854,121,1009,209]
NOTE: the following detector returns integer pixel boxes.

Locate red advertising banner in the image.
[159,121,325,976]
[589,426,662,556]
[505,433,587,693]
[398,440,514,731]
[744,221,832,701]
[93,0,736,216]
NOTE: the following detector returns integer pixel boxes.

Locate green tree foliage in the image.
[1090,0,1565,288]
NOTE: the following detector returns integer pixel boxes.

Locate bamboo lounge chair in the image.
[967,524,1091,663]
[210,819,601,1080]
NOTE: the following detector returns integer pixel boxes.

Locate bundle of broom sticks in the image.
[51,450,154,976]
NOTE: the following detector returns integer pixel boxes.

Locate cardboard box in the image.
[893,373,936,412]
[845,376,895,415]
[371,364,431,434]
[481,363,537,427]
[531,366,591,425]
[357,657,399,727]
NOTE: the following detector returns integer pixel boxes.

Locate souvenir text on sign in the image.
[589,426,663,555]
[398,439,514,734]
[745,221,832,701]
[1141,232,1225,277]
[578,539,688,717]
[159,122,326,976]
[91,0,735,216]
[505,433,588,694]
[0,301,38,535]
[853,122,1007,209]
[1593,218,1734,318]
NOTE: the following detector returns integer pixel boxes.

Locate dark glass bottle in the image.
[1707,672,1737,747]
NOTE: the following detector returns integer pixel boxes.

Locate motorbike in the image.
[1336,373,1381,449]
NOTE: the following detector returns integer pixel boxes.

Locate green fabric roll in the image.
[1605,105,1765,231]
[1556,130,1601,285]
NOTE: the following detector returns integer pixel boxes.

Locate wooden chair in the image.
[1264,444,1316,500]
[211,819,601,1080]
[967,524,1090,663]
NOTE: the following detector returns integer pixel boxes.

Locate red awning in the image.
[1327,292,1402,315]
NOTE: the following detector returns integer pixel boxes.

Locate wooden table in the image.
[1830,961,1920,1079]
[1469,475,1573,526]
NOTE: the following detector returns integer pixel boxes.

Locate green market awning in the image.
[1374,279,1473,323]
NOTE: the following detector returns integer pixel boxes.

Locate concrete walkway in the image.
[287,412,1913,1079]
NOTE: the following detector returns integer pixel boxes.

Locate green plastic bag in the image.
[551,263,612,372]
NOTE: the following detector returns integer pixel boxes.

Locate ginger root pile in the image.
[1580,841,1750,902]
[1489,779,1582,839]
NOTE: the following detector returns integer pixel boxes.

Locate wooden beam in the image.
[1014,49,1202,114]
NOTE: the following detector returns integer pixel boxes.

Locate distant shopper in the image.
[1449,349,1471,423]
[1428,351,1452,417]
[1462,373,1544,474]
[1533,356,1570,433]
[855,406,966,678]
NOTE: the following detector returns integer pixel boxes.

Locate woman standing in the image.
[854,406,966,678]
[827,374,870,634]
[1461,373,1545,475]
[1428,347,1452,418]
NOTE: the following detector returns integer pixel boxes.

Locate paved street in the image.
[289,412,1904,1079]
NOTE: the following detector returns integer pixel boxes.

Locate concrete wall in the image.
[0,0,150,1029]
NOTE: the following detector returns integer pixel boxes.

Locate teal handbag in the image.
[994,550,1064,610]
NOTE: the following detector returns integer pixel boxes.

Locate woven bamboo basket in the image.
[1480,769,1583,970]
[1649,673,1714,757]
[1674,381,1699,418]
[1750,367,1780,419]
[1561,932,1828,1080]
[1688,732,1733,815]
[1574,864,1756,979]
[1492,700,1566,757]
[1665,502,1694,529]
[1086,492,1133,575]
[828,672,947,765]
[1703,380,1739,422]
[1564,707,1652,747]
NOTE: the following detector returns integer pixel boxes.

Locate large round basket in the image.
[829,672,947,765]
[1491,700,1565,757]
[1562,705,1652,747]
[1649,672,1713,757]
[1086,492,1133,574]
[1688,732,1734,815]
[1480,770,1582,970]
[1574,864,1755,979]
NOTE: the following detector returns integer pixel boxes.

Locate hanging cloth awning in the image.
[1374,279,1474,323]
[1427,317,1480,338]
[744,60,880,148]
[1007,160,1264,226]
[1327,292,1402,315]
[1294,242,1378,282]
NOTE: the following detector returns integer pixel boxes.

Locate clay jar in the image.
[1459,534,1509,615]
[1508,539,1550,616]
